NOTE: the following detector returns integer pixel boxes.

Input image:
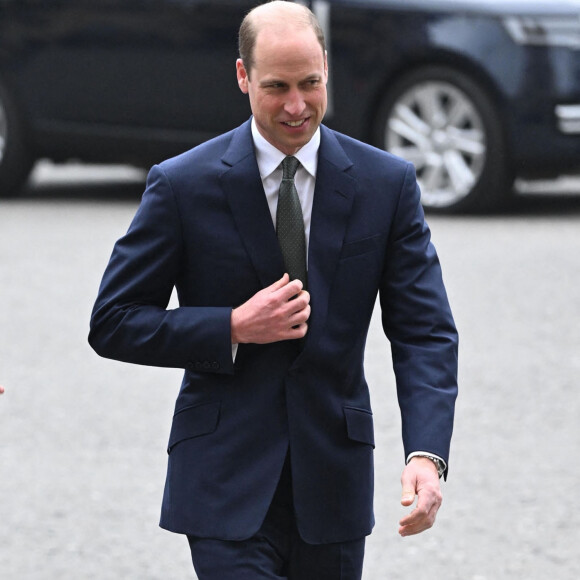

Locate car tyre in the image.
[0,79,33,197]
[374,66,514,213]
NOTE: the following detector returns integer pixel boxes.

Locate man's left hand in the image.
[398,456,442,537]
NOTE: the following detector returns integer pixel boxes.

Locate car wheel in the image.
[375,66,513,213]
[0,80,33,197]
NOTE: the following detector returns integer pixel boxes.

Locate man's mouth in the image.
[283,119,307,128]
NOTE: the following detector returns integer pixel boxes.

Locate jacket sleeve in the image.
[379,163,458,468]
[88,164,234,374]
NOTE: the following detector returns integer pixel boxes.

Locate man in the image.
[89,2,458,578]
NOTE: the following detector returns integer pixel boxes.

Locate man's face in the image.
[237,26,328,156]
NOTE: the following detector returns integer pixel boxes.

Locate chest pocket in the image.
[339,234,383,260]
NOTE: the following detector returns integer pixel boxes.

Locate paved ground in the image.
[1,164,579,579]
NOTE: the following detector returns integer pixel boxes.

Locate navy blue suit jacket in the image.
[89,119,458,544]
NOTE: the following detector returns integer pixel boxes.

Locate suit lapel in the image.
[306,126,356,345]
[220,122,357,352]
[220,121,285,288]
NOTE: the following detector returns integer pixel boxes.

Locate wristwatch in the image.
[412,453,446,478]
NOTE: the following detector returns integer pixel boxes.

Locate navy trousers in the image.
[187,456,366,579]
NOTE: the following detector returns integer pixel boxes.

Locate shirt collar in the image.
[251,117,320,179]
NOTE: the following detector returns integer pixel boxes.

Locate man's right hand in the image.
[231,274,310,344]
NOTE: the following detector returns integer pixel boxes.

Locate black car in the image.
[2,0,580,212]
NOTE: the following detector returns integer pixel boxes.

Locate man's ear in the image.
[236,59,249,94]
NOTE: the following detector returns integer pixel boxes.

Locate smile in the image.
[283,119,307,127]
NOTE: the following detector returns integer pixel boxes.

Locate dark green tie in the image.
[276,156,307,289]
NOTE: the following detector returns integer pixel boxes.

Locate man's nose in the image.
[284,89,306,116]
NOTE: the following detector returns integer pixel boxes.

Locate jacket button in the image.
[211,361,220,370]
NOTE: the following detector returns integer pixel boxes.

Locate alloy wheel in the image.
[386,80,487,209]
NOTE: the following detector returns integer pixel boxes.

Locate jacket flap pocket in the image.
[167,401,221,453]
[344,406,375,447]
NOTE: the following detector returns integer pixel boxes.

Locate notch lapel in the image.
[220,121,285,289]
[306,126,356,344]
[220,122,357,355]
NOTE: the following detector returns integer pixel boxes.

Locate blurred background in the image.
[2,0,580,578]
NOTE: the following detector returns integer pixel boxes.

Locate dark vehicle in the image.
[2,0,580,212]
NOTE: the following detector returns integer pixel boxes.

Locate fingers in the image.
[274,275,304,301]
[279,289,311,338]
[398,459,442,537]
[288,298,311,324]
[231,275,311,344]
[399,484,441,534]
[398,499,440,536]
[269,273,291,292]
[400,464,417,506]
[273,275,310,322]
[400,487,415,507]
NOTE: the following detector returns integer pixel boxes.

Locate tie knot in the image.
[282,156,300,180]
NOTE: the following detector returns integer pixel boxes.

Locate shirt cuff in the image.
[406,451,447,474]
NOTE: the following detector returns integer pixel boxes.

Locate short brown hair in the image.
[238,1,326,77]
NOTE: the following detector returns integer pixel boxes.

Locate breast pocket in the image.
[339,234,382,260]
[329,234,385,329]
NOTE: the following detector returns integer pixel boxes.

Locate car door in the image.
[4,0,265,139]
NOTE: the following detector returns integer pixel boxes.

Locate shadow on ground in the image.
[15,162,147,203]
[12,162,580,216]
[20,180,146,203]
[507,193,580,216]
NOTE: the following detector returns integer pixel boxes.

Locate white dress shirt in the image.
[251,117,318,260]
